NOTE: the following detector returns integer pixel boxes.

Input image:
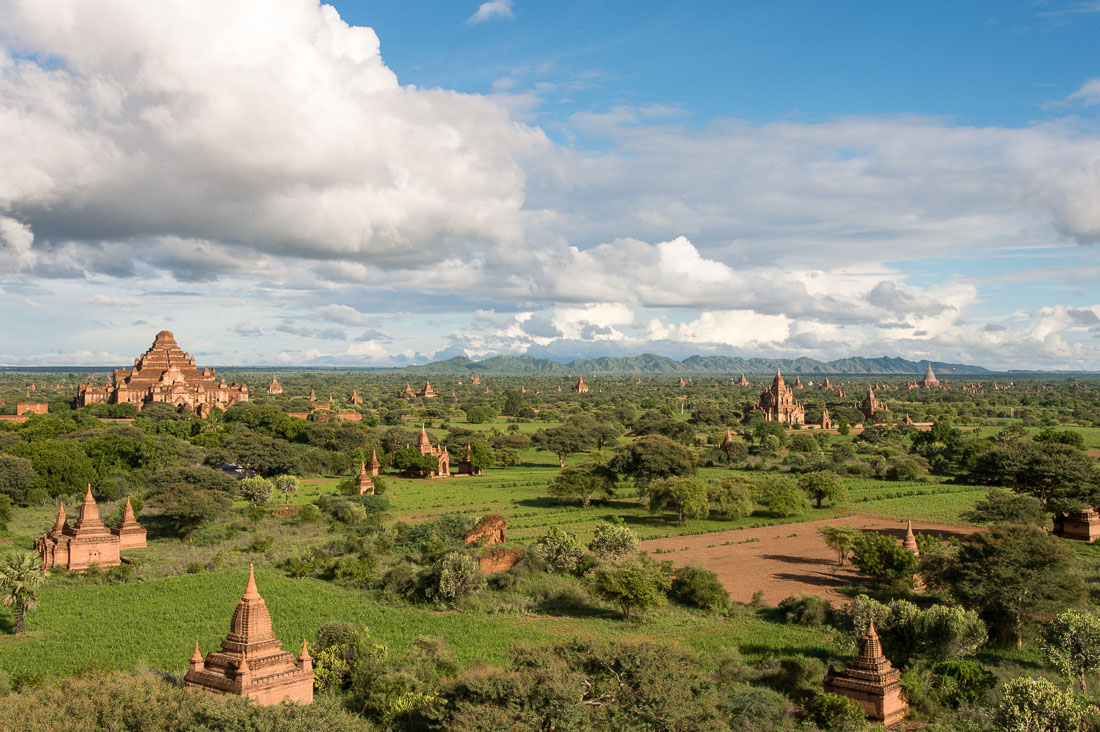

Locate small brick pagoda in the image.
[367,448,382,476]
[35,487,146,571]
[185,565,314,706]
[416,380,438,398]
[266,374,282,395]
[77,331,248,413]
[356,462,375,495]
[823,620,908,725]
[1054,507,1100,543]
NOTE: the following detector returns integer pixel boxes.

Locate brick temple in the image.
[755,369,806,424]
[823,620,908,725]
[77,331,248,415]
[35,488,146,571]
[185,565,314,706]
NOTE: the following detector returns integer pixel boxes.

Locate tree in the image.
[1042,610,1100,691]
[961,488,1045,527]
[588,521,639,559]
[850,532,918,588]
[798,470,847,508]
[0,454,36,503]
[819,525,861,566]
[532,425,593,467]
[546,461,608,510]
[147,483,232,538]
[967,441,1100,513]
[236,476,273,506]
[7,440,95,497]
[754,476,809,518]
[929,525,1085,647]
[391,447,438,476]
[803,693,865,732]
[608,434,698,489]
[645,476,708,525]
[996,676,1094,732]
[0,551,48,635]
[467,442,494,472]
[585,556,671,621]
[274,475,299,505]
[432,552,486,602]
[706,476,753,519]
[529,526,586,573]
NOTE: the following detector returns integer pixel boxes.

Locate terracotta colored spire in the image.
[244,563,260,599]
[75,484,105,531]
[903,520,919,556]
[299,639,311,663]
[191,640,204,669]
[50,501,66,535]
[121,496,137,525]
[359,461,367,477]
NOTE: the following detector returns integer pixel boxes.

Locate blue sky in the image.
[0,0,1098,369]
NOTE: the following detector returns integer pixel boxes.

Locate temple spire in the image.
[244,563,259,599]
[50,501,66,535]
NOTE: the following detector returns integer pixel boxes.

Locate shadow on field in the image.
[771,571,851,590]
[740,643,834,661]
[0,607,14,635]
[515,497,640,511]
[762,554,836,567]
[618,513,679,528]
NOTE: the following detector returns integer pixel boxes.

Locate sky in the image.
[1,0,1099,370]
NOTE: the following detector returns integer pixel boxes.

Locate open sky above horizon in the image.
[1,0,1099,369]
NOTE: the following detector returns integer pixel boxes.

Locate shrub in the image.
[587,522,638,560]
[24,488,48,506]
[529,526,586,574]
[931,660,996,707]
[778,594,829,626]
[754,477,809,518]
[722,684,793,731]
[850,532,918,588]
[996,676,1094,732]
[297,504,320,522]
[585,555,671,621]
[330,553,379,589]
[670,566,730,611]
[706,476,754,519]
[431,552,485,601]
[804,692,866,731]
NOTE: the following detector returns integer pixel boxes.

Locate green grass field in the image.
[0,568,841,678]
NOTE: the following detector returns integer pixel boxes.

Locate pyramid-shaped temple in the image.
[185,565,314,705]
[823,620,908,724]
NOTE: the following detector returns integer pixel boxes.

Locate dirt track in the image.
[639,515,978,607]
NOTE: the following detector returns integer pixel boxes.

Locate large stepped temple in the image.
[186,566,314,706]
[77,330,248,415]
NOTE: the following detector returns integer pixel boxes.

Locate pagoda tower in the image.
[111,496,147,550]
[266,374,282,395]
[367,448,382,476]
[185,566,313,705]
[35,485,140,571]
[348,389,362,404]
[823,621,908,724]
[356,462,375,495]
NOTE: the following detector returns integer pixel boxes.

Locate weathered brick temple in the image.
[823,621,908,725]
[186,566,314,706]
[35,488,146,571]
[77,330,248,415]
[755,369,806,424]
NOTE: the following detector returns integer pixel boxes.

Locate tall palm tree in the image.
[0,551,49,635]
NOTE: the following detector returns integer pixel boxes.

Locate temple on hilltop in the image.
[77,331,248,415]
[185,566,313,706]
[416,426,451,477]
[824,621,908,725]
[266,374,282,395]
[755,370,805,424]
[858,387,887,421]
[917,362,940,388]
[35,488,146,571]
[572,376,589,393]
[416,380,438,398]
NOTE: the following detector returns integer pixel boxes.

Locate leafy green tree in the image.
[608,434,698,489]
[391,447,438,476]
[967,441,1100,513]
[799,470,847,508]
[670,566,729,611]
[819,525,861,566]
[432,552,485,602]
[236,476,273,507]
[207,432,302,477]
[931,660,997,707]
[755,476,809,518]
[587,521,638,559]
[850,532,918,588]
[274,474,299,505]
[962,488,1046,527]
[706,476,753,519]
[996,676,1095,732]
[1042,609,1100,691]
[929,525,1085,647]
[0,454,36,503]
[147,483,232,538]
[7,440,94,497]
[585,555,671,621]
[645,476,708,525]
[467,442,493,472]
[532,425,593,467]
[529,526,586,573]
[0,551,48,635]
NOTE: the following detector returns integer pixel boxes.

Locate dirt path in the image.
[639,515,978,607]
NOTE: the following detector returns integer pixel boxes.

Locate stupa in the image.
[35,486,145,571]
[356,462,375,495]
[823,621,907,725]
[185,566,313,705]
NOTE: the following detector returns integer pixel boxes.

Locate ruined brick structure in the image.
[756,369,806,425]
[819,408,833,430]
[16,402,48,415]
[348,389,362,404]
[737,373,750,386]
[416,381,438,398]
[917,363,940,388]
[464,515,507,546]
[1054,507,1100,543]
[77,331,248,414]
[186,566,313,706]
[456,444,482,476]
[35,487,146,571]
[823,621,908,725]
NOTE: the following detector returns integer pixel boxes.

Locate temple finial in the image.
[244,564,259,598]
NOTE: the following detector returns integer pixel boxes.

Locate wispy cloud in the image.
[466,0,514,25]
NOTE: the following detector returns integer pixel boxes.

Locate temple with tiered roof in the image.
[185,566,314,705]
[755,369,805,424]
[823,620,908,724]
[77,331,248,415]
[35,488,145,571]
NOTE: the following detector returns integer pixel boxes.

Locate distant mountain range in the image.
[401,353,993,376]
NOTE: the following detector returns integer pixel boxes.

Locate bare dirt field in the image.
[639,515,978,607]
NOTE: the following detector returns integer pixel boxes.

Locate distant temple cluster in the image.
[402,381,438,398]
[35,487,146,571]
[754,370,806,424]
[77,331,248,416]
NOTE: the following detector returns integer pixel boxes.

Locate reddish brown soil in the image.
[639,515,978,607]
